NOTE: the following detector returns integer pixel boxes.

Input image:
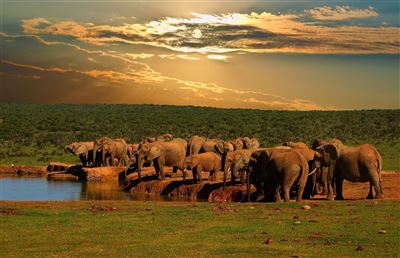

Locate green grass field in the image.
[0,104,399,169]
[1,200,399,257]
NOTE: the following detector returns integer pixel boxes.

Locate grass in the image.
[1,200,399,257]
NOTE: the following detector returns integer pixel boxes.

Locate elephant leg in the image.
[369,172,384,199]
[196,165,202,183]
[326,165,335,200]
[230,169,236,185]
[367,182,375,199]
[240,170,245,185]
[153,161,160,178]
[192,167,197,183]
[159,164,165,180]
[274,186,282,202]
[321,166,328,195]
[211,169,217,181]
[334,174,344,200]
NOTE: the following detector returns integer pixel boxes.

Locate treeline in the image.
[0,103,399,168]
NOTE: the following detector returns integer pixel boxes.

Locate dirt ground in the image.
[340,171,399,200]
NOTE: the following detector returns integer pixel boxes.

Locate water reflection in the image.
[0,176,172,201]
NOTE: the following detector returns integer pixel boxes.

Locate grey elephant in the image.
[311,138,343,195]
[189,152,221,183]
[64,141,94,167]
[93,137,129,167]
[137,141,186,180]
[315,143,383,200]
[223,149,254,188]
[187,135,206,156]
[127,143,139,165]
[231,137,259,150]
[246,148,309,202]
[156,134,174,142]
[283,141,318,199]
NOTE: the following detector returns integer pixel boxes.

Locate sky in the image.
[0,0,399,110]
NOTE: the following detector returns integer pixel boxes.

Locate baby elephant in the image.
[190,152,221,183]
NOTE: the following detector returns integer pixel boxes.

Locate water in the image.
[0,176,162,201]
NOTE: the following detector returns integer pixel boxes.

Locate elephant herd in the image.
[65,135,384,202]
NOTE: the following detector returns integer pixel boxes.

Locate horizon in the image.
[1,0,399,110]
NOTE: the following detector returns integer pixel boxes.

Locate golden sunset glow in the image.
[1,1,399,110]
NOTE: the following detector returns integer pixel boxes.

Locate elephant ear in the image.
[324,144,339,160]
[148,145,162,160]
[75,144,88,155]
[215,142,224,154]
[141,143,150,152]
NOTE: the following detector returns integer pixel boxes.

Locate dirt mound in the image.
[169,181,225,200]
[0,165,47,175]
[208,185,256,203]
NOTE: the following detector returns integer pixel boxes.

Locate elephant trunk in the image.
[223,161,231,189]
[246,169,251,202]
[102,149,106,166]
[137,154,145,181]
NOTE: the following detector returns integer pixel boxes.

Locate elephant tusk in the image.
[227,167,231,173]
[308,167,318,176]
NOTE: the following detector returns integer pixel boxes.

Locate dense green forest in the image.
[0,103,399,169]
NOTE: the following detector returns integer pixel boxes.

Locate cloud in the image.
[207,54,230,61]
[306,6,378,21]
[19,8,399,55]
[1,32,334,110]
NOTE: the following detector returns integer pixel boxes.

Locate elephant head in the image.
[232,138,244,150]
[250,138,260,149]
[157,134,173,142]
[64,144,75,154]
[233,154,251,179]
[74,144,89,155]
[316,144,339,167]
[242,137,252,149]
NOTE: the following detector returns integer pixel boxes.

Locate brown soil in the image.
[341,171,400,200]
[0,165,47,175]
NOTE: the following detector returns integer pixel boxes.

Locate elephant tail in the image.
[297,163,307,187]
[377,158,383,194]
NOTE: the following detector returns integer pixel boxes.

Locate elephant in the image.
[283,141,309,149]
[223,149,254,188]
[64,141,94,167]
[142,137,156,144]
[231,137,260,150]
[187,135,206,156]
[137,141,186,180]
[156,134,173,142]
[93,137,129,167]
[189,152,221,183]
[315,143,383,200]
[282,142,318,199]
[311,138,344,195]
[172,138,188,153]
[127,144,139,160]
[246,148,309,202]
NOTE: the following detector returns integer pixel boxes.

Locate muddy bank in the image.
[0,165,47,175]
[125,170,400,202]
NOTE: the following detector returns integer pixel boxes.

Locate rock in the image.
[293,214,300,220]
[302,205,311,210]
[378,229,387,234]
[294,220,301,225]
[356,245,365,251]
[264,238,273,245]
